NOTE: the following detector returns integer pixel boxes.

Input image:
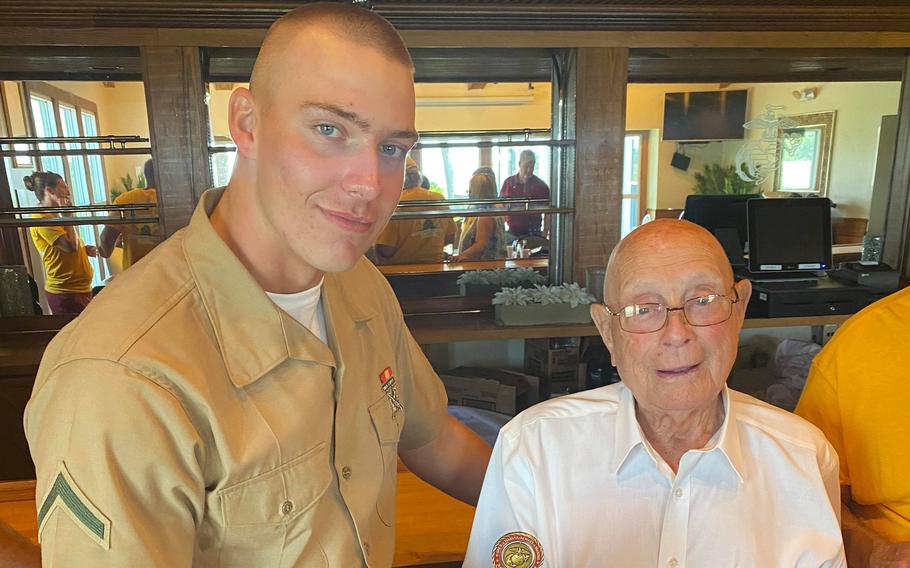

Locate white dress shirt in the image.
[464,382,845,568]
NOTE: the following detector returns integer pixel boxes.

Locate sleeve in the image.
[795,361,849,486]
[31,225,68,248]
[463,429,539,568]
[25,359,206,567]
[395,319,448,451]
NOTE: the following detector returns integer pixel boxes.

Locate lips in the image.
[656,363,701,378]
[319,206,374,234]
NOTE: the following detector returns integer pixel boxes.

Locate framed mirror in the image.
[773,110,836,195]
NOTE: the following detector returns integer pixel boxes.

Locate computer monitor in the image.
[747,197,832,274]
[681,194,760,267]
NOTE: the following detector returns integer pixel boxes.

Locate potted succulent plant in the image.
[492,283,596,326]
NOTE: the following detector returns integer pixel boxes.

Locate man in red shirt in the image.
[499,149,550,240]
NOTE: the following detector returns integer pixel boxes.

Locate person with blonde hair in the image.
[456,170,506,260]
[23,171,96,314]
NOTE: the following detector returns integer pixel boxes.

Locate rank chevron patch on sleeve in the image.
[37,463,112,550]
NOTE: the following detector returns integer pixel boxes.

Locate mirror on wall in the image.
[624,79,902,246]
[1,78,157,316]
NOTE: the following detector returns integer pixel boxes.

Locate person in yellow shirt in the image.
[99,159,160,270]
[24,171,95,315]
[375,157,455,264]
[796,286,910,566]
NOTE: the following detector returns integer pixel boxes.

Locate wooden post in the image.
[573,47,628,285]
[141,46,210,237]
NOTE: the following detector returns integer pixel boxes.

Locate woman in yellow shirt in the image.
[24,171,96,314]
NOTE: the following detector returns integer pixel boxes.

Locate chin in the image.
[307,245,366,274]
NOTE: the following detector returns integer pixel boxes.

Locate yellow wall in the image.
[627,81,902,218]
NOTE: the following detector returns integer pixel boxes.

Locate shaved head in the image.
[604,219,733,306]
[251,2,412,105]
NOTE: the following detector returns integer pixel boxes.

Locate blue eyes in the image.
[314,124,406,160]
[380,144,405,158]
[316,124,338,137]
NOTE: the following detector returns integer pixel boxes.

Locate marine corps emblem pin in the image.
[491,531,543,568]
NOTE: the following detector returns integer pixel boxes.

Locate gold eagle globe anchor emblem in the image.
[491,532,543,568]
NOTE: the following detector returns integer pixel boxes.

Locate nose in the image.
[660,308,694,347]
[341,148,381,200]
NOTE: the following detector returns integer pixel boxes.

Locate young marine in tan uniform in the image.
[25,4,491,566]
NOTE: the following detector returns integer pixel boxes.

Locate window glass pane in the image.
[81,111,108,203]
[623,135,641,195]
[421,146,480,199]
[59,104,91,206]
[621,197,639,238]
[779,127,821,192]
[31,95,65,176]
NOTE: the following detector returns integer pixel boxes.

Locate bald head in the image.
[604,219,733,306]
[251,3,412,105]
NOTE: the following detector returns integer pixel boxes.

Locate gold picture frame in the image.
[773,110,836,196]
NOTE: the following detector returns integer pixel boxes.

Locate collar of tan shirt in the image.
[611,383,746,484]
[181,187,377,388]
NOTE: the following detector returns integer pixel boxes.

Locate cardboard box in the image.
[524,338,581,398]
[440,367,538,416]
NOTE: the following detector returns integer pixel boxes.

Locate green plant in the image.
[693,163,758,195]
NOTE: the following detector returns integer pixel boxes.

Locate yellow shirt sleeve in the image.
[795,362,849,486]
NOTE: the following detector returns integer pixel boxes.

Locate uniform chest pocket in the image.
[219,441,331,527]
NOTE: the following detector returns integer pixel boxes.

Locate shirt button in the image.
[668,557,679,567]
[342,466,352,480]
[674,487,683,498]
[280,500,294,516]
[363,541,371,555]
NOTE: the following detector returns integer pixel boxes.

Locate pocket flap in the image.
[219,442,330,526]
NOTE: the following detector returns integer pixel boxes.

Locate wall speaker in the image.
[671,151,691,171]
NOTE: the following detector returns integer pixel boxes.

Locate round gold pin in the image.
[491,531,543,568]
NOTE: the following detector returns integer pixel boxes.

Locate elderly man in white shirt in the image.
[464,219,845,568]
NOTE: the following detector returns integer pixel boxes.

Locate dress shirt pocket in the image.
[369,396,402,527]
[217,442,331,567]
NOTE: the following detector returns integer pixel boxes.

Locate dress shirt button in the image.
[668,557,679,567]
[674,487,683,498]
[280,500,294,515]
[363,541,371,555]
[342,466,352,480]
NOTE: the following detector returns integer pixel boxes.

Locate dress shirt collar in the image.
[612,382,746,483]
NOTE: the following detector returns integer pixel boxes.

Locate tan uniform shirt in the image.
[25,187,448,567]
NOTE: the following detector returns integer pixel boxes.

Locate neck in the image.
[211,175,323,294]
[636,394,725,473]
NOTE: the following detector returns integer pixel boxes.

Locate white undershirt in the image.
[265,278,328,343]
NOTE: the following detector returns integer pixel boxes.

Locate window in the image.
[621,132,648,238]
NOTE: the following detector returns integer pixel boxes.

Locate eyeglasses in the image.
[603,288,740,334]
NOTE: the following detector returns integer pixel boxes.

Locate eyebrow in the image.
[302,102,419,143]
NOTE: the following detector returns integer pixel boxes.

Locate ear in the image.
[228,87,257,159]
[732,278,752,325]
[591,303,615,354]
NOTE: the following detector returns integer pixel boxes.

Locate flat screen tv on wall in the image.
[662,89,749,142]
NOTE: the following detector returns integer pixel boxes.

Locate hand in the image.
[870,541,910,568]
[85,245,97,257]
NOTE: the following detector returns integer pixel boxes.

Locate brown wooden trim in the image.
[0,29,910,49]
[573,47,628,284]
[142,46,210,236]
